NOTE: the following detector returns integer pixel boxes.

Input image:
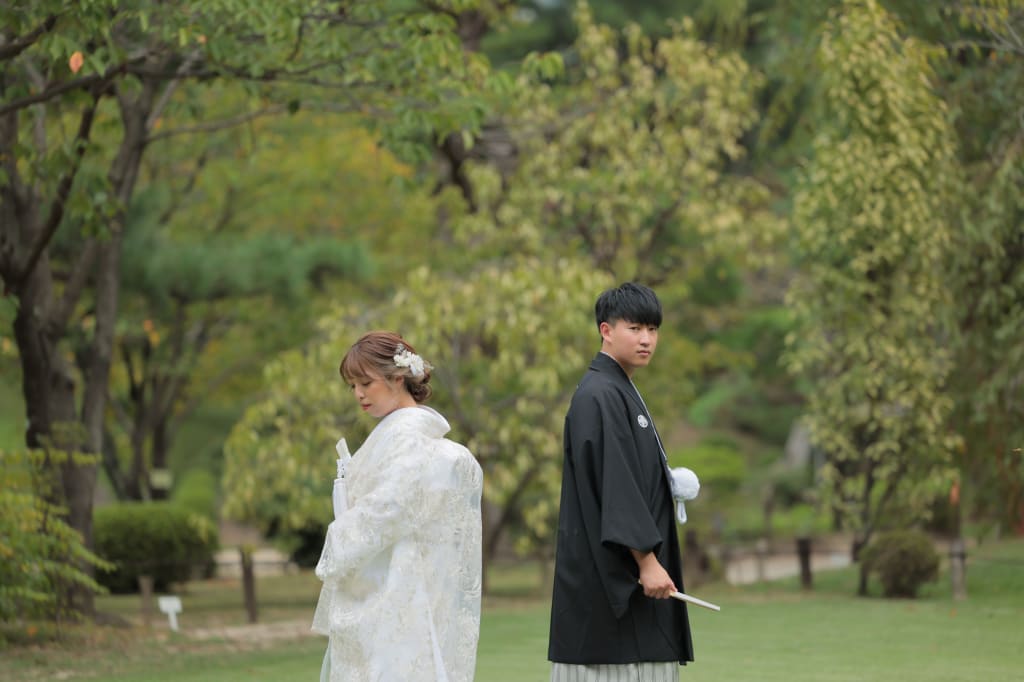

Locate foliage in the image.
[120,229,370,311]
[104,116,436,507]
[221,335,371,542]
[784,0,961,573]
[477,0,787,459]
[720,501,831,542]
[859,529,939,598]
[93,502,218,593]
[499,0,778,285]
[0,1,495,141]
[482,0,701,65]
[677,0,1024,535]
[947,0,1024,532]
[223,255,611,562]
[490,1,785,444]
[96,189,373,501]
[169,469,219,522]
[769,465,814,508]
[0,449,111,623]
[669,441,747,497]
[686,374,802,446]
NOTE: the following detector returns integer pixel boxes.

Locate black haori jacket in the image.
[548,352,694,665]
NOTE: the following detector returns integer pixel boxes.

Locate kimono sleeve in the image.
[315,432,446,582]
[567,391,663,616]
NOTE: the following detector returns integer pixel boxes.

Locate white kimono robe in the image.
[312,406,483,682]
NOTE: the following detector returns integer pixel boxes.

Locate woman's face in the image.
[348,372,410,419]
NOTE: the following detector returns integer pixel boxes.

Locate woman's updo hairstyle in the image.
[339,331,432,403]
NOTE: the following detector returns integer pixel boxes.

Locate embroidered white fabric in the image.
[332,439,351,518]
[312,406,483,682]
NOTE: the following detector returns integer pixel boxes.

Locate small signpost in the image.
[157,595,183,632]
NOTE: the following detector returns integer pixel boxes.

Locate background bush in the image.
[94,502,219,593]
[669,440,747,497]
[860,529,939,598]
[170,468,220,521]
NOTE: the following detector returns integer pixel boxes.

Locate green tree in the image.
[482,0,703,65]
[104,223,370,501]
[496,1,774,284]
[783,0,961,594]
[666,0,1024,536]
[222,255,608,577]
[473,0,782,433]
[948,0,1024,533]
[1,0,491,617]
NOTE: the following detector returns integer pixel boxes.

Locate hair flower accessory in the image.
[393,343,431,378]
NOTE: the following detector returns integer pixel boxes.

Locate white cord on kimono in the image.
[627,380,702,524]
[333,438,351,520]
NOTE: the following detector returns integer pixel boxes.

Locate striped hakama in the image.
[551,662,679,682]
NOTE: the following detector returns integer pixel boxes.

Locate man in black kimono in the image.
[549,282,694,682]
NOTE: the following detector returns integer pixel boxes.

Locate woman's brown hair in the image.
[339,331,432,403]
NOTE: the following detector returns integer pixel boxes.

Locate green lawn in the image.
[3,541,1022,681]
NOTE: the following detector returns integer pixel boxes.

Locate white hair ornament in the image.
[393,344,432,378]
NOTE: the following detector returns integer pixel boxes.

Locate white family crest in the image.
[637,414,649,428]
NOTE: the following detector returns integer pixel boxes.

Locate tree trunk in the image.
[13,253,93,615]
[852,535,869,596]
[151,417,170,500]
[101,427,129,500]
[60,86,153,612]
[12,81,151,618]
[126,409,148,500]
[13,273,78,453]
[4,87,100,616]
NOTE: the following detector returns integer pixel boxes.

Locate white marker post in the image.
[157,595,183,631]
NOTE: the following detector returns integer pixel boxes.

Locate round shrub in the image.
[170,468,220,521]
[860,529,939,598]
[94,502,219,593]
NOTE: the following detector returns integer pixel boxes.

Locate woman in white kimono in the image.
[312,331,483,682]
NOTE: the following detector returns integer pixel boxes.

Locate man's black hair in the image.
[594,282,662,329]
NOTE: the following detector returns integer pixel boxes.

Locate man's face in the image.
[600,319,659,376]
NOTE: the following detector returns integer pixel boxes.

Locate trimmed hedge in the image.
[860,529,939,598]
[93,502,218,594]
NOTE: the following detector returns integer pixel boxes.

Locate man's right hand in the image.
[630,549,677,599]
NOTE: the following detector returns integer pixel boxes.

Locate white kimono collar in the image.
[376,405,451,439]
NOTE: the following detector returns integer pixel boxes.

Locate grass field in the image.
[2,540,1022,681]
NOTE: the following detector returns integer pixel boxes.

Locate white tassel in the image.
[669,467,700,524]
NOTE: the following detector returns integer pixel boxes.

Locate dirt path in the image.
[187,619,319,644]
